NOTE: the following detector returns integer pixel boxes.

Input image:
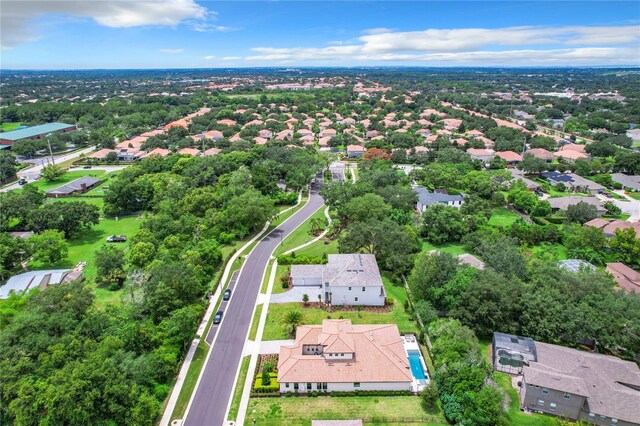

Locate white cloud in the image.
[362,27,395,35]
[191,23,239,32]
[1,0,207,50]
[241,25,640,66]
[160,48,183,54]
[200,55,243,61]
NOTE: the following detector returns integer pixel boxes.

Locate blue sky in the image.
[1,1,639,69]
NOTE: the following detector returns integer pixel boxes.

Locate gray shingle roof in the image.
[414,186,463,207]
[611,173,640,191]
[289,254,383,288]
[46,176,101,195]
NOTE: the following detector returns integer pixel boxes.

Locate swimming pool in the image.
[407,350,427,380]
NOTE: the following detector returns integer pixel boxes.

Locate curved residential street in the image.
[183,184,325,426]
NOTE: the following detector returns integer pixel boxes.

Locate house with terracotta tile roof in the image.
[496,150,523,164]
[606,263,640,294]
[453,138,468,146]
[277,320,413,393]
[217,119,237,127]
[526,148,554,162]
[558,143,586,153]
[466,148,495,163]
[441,118,462,131]
[177,148,200,156]
[254,137,268,145]
[553,150,589,162]
[584,218,640,238]
[320,128,337,138]
[87,148,117,160]
[141,148,171,158]
[244,119,264,127]
[276,129,293,141]
[258,129,273,139]
[346,144,365,158]
[202,148,221,156]
[201,130,224,140]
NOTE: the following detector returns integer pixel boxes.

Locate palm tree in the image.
[281,310,305,338]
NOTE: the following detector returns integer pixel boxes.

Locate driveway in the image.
[183,184,325,426]
[270,286,322,304]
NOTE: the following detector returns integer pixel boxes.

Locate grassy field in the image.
[627,192,640,200]
[28,215,143,308]
[262,277,418,341]
[28,170,107,192]
[293,237,339,259]
[227,356,251,422]
[527,243,568,261]
[246,396,447,425]
[488,207,521,227]
[1,122,22,132]
[274,206,326,256]
[420,241,466,256]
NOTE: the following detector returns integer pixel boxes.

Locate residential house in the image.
[496,150,523,164]
[520,340,640,425]
[611,173,640,191]
[413,186,464,211]
[541,172,605,194]
[290,254,386,306]
[553,150,589,162]
[526,148,553,162]
[1,268,84,299]
[557,259,596,272]
[258,129,274,139]
[178,147,200,156]
[141,148,171,158]
[508,169,540,192]
[346,144,365,158]
[46,176,102,198]
[217,119,237,126]
[547,197,606,216]
[202,147,221,156]
[457,253,485,270]
[466,148,495,163]
[584,218,640,238]
[606,263,640,294]
[277,320,413,393]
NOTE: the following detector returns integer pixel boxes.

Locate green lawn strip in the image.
[27,215,143,309]
[249,304,264,341]
[273,207,326,257]
[227,356,252,421]
[270,264,290,295]
[293,238,339,259]
[494,373,558,426]
[1,122,22,132]
[488,207,521,227]
[170,341,209,422]
[420,241,466,256]
[263,279,418,341]
[246,396,447,425]
[627,192,640,200]
[29,170,107,192]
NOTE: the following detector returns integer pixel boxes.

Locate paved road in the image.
[205,271,239,345]
[184,184,324,426]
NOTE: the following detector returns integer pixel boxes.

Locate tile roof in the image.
[526,148,553,161]
[496,150,523,162]
[278,320,413,384]
[606,263,640,293]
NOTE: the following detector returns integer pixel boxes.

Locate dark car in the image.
[106,235,127,243]
[213,310,223,325]
[83,165,92,169]
[18,178,27,185]
[223,289,231,301]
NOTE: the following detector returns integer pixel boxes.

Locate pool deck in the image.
[402,334,430,392]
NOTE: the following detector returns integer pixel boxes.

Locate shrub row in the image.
[279,390,413,397]
[277,254,326,265]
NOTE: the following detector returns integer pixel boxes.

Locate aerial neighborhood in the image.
[1,37,640,426]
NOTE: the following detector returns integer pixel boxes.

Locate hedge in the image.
[277,390,413,397]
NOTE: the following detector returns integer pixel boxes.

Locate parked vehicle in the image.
[83,165,92,169]
[18,178,27,185]
[106,235,127,242]
[213,310,223,324]
[223,289,231,301]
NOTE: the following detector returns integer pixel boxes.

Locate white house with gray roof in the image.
[413,186,464,212]
[290,254,386,306]
[611,173,640,191]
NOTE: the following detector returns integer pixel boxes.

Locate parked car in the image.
[18,178,27,185]
[213,310,223,324]
[83,165,92,169]
[223,289,231,301]
[106,235,127,242]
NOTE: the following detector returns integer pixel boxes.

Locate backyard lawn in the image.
[1,122,22,132]
[262,277,418,340]
[245,396,447,425]
[28,170,107,192]
[420,241,466,256]
[494,373,559,426]
[488,207,521,227]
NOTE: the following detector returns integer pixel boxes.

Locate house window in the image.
[325,282,329,288]
[542,388,549,395]
[537,400,544,406]
[354,383,360,388]
[362,287,365,291]
[549,403,557,412]
[285,383,289,388]
[348,287,352,291]
[355,297,358,302]
[563,392,571,400]
[322,383,327,390]
[612,419,618,424]
[294,383,299,391]
[307,383,312,391]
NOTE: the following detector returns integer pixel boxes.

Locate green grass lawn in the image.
[271,264,290,295]
[263,277,418,341]
[28,215,143,308]
[293,238,339,259]
[1,122,22,132]
[527,243,568,261]
[494,373,559,426]
[274,206,326,256]
[420,241,466,256]
[246,396,448,425]
[249,304,264,341]
[170,342,209,422]
[627,192,640,200]
[28,170,107,192]
[488,207,521,228]
[227,356,251,422]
